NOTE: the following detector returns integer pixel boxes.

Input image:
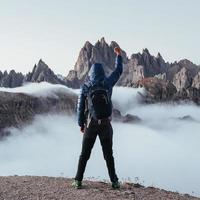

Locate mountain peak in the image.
[110,41,119,48]
[83,41,93,49]
[36,59,49,72]
[95,37,109,48]
[157,52,162,58]
[24,59,67,85]
[142,48,150,54]
[38,59,47,66]
[100,37,106,43]
[178,59,194,66]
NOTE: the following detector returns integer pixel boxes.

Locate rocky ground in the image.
[0,176,199,200]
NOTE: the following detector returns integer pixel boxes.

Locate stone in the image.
[137,77,177,103]
[192,71,200,89]
[68,37,128,87]
[0,89,77,138]
[112,109,141,123]
[25,59,67,85]
[0,70,24,88]
[1,38,200,105]
[122,114,141,123]
[173,67,193,91]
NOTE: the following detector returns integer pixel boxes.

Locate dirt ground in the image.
[0,176,199,200]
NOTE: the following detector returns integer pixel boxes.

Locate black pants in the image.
[75,120,118,182]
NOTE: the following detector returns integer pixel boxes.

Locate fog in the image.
[0,83,200,196]
[0,82,77,97]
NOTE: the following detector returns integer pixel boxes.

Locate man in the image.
[73,47,123,189]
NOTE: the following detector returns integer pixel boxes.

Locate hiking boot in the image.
[72,180,82,189]
[112,181,120,189]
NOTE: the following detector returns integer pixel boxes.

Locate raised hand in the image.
[114,47,121,55]
[80,126,85,133]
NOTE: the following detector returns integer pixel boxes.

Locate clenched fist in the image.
[80,126,85,133]
[114,47,121,55]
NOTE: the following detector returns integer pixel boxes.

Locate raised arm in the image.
[107,47,123,87]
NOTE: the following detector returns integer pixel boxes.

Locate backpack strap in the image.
[83,82,92,127]
[84,81,92,89]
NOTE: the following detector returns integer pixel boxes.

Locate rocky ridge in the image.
[67,38,198,89]
[0,70,24,88]
[25,59,68,86]
[65,38,200,103]
[0,84,141,138]
[0,38,200,103]
[0,88,77,137]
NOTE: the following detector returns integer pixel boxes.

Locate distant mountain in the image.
[0,70,24,88]
[25,59,68,86]
[0,37,200,103]
[0,86,77,137]
[0,83,141,138]
[71,37,128,82]
[65,37,200,90]
[65,37,200,103]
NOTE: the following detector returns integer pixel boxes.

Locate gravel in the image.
[0,176,199,200]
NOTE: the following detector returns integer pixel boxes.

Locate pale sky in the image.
[0,0,199,75]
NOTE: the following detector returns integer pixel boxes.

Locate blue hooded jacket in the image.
[77,55,123,127]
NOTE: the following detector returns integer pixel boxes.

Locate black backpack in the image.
[87,81,112,120]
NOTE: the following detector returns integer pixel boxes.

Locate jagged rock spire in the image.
[73,37,128,82]
[24,59,67,85]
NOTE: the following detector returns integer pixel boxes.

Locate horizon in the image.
[0,0,200,75]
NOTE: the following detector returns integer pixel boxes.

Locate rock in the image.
[173,67,193,91]
[155,73,167,80]
[0,70,24,88]
[1,38,200,105]
[172,87,200,105]
[112,109,141,123]
[24,59,68,86]
[56,74,66,81]
[166,59,200,82]
[0,71,3,81]
[0,91,143,138]
[137,77,177,103]
[173,88,189,101]
[178,115,194,121]
[122,114,141,123]
[112,109,122,120]
[192,71,200,89]
[67,38,172,88]
[67,37,128,87]
[74,41,93,80]
[187,87,200,104]
[109,47,170,87]
[0,89,77,138]
[64,70,80,89]
[138,49,168,76]
[177,59,199,77]
[0,176,198,200]
[118,58,145,87]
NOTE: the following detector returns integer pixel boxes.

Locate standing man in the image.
[73,47,123,189]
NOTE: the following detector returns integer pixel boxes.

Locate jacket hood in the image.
[89,63,105,82]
